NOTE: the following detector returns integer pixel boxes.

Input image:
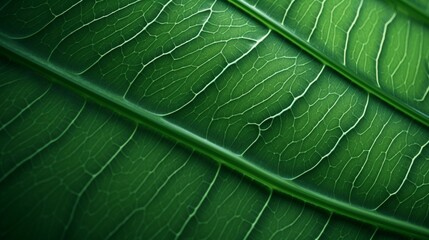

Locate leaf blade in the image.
[1,0,428,239]
[228,0,429,127]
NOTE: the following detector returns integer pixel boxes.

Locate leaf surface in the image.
[0,0,428,239]
[229,0,429,126]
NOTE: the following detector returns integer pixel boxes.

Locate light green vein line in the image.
[175,164,221,240]
[0,38,428,239]
[315,212,332,240]
[227,0,429,128]
[61,123,138,240]
[243,189,272,240]
[0,97,86,184]
[0,84,51,131]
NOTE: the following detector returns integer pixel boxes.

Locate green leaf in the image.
[0,0,428,239]
[229,0,429,126]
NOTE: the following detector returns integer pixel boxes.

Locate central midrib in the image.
[0,38,428,239]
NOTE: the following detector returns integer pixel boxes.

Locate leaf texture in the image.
[0,0,428,239]
[230,0,429,126]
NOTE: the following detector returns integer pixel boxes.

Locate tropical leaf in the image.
[0,0,428,239]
